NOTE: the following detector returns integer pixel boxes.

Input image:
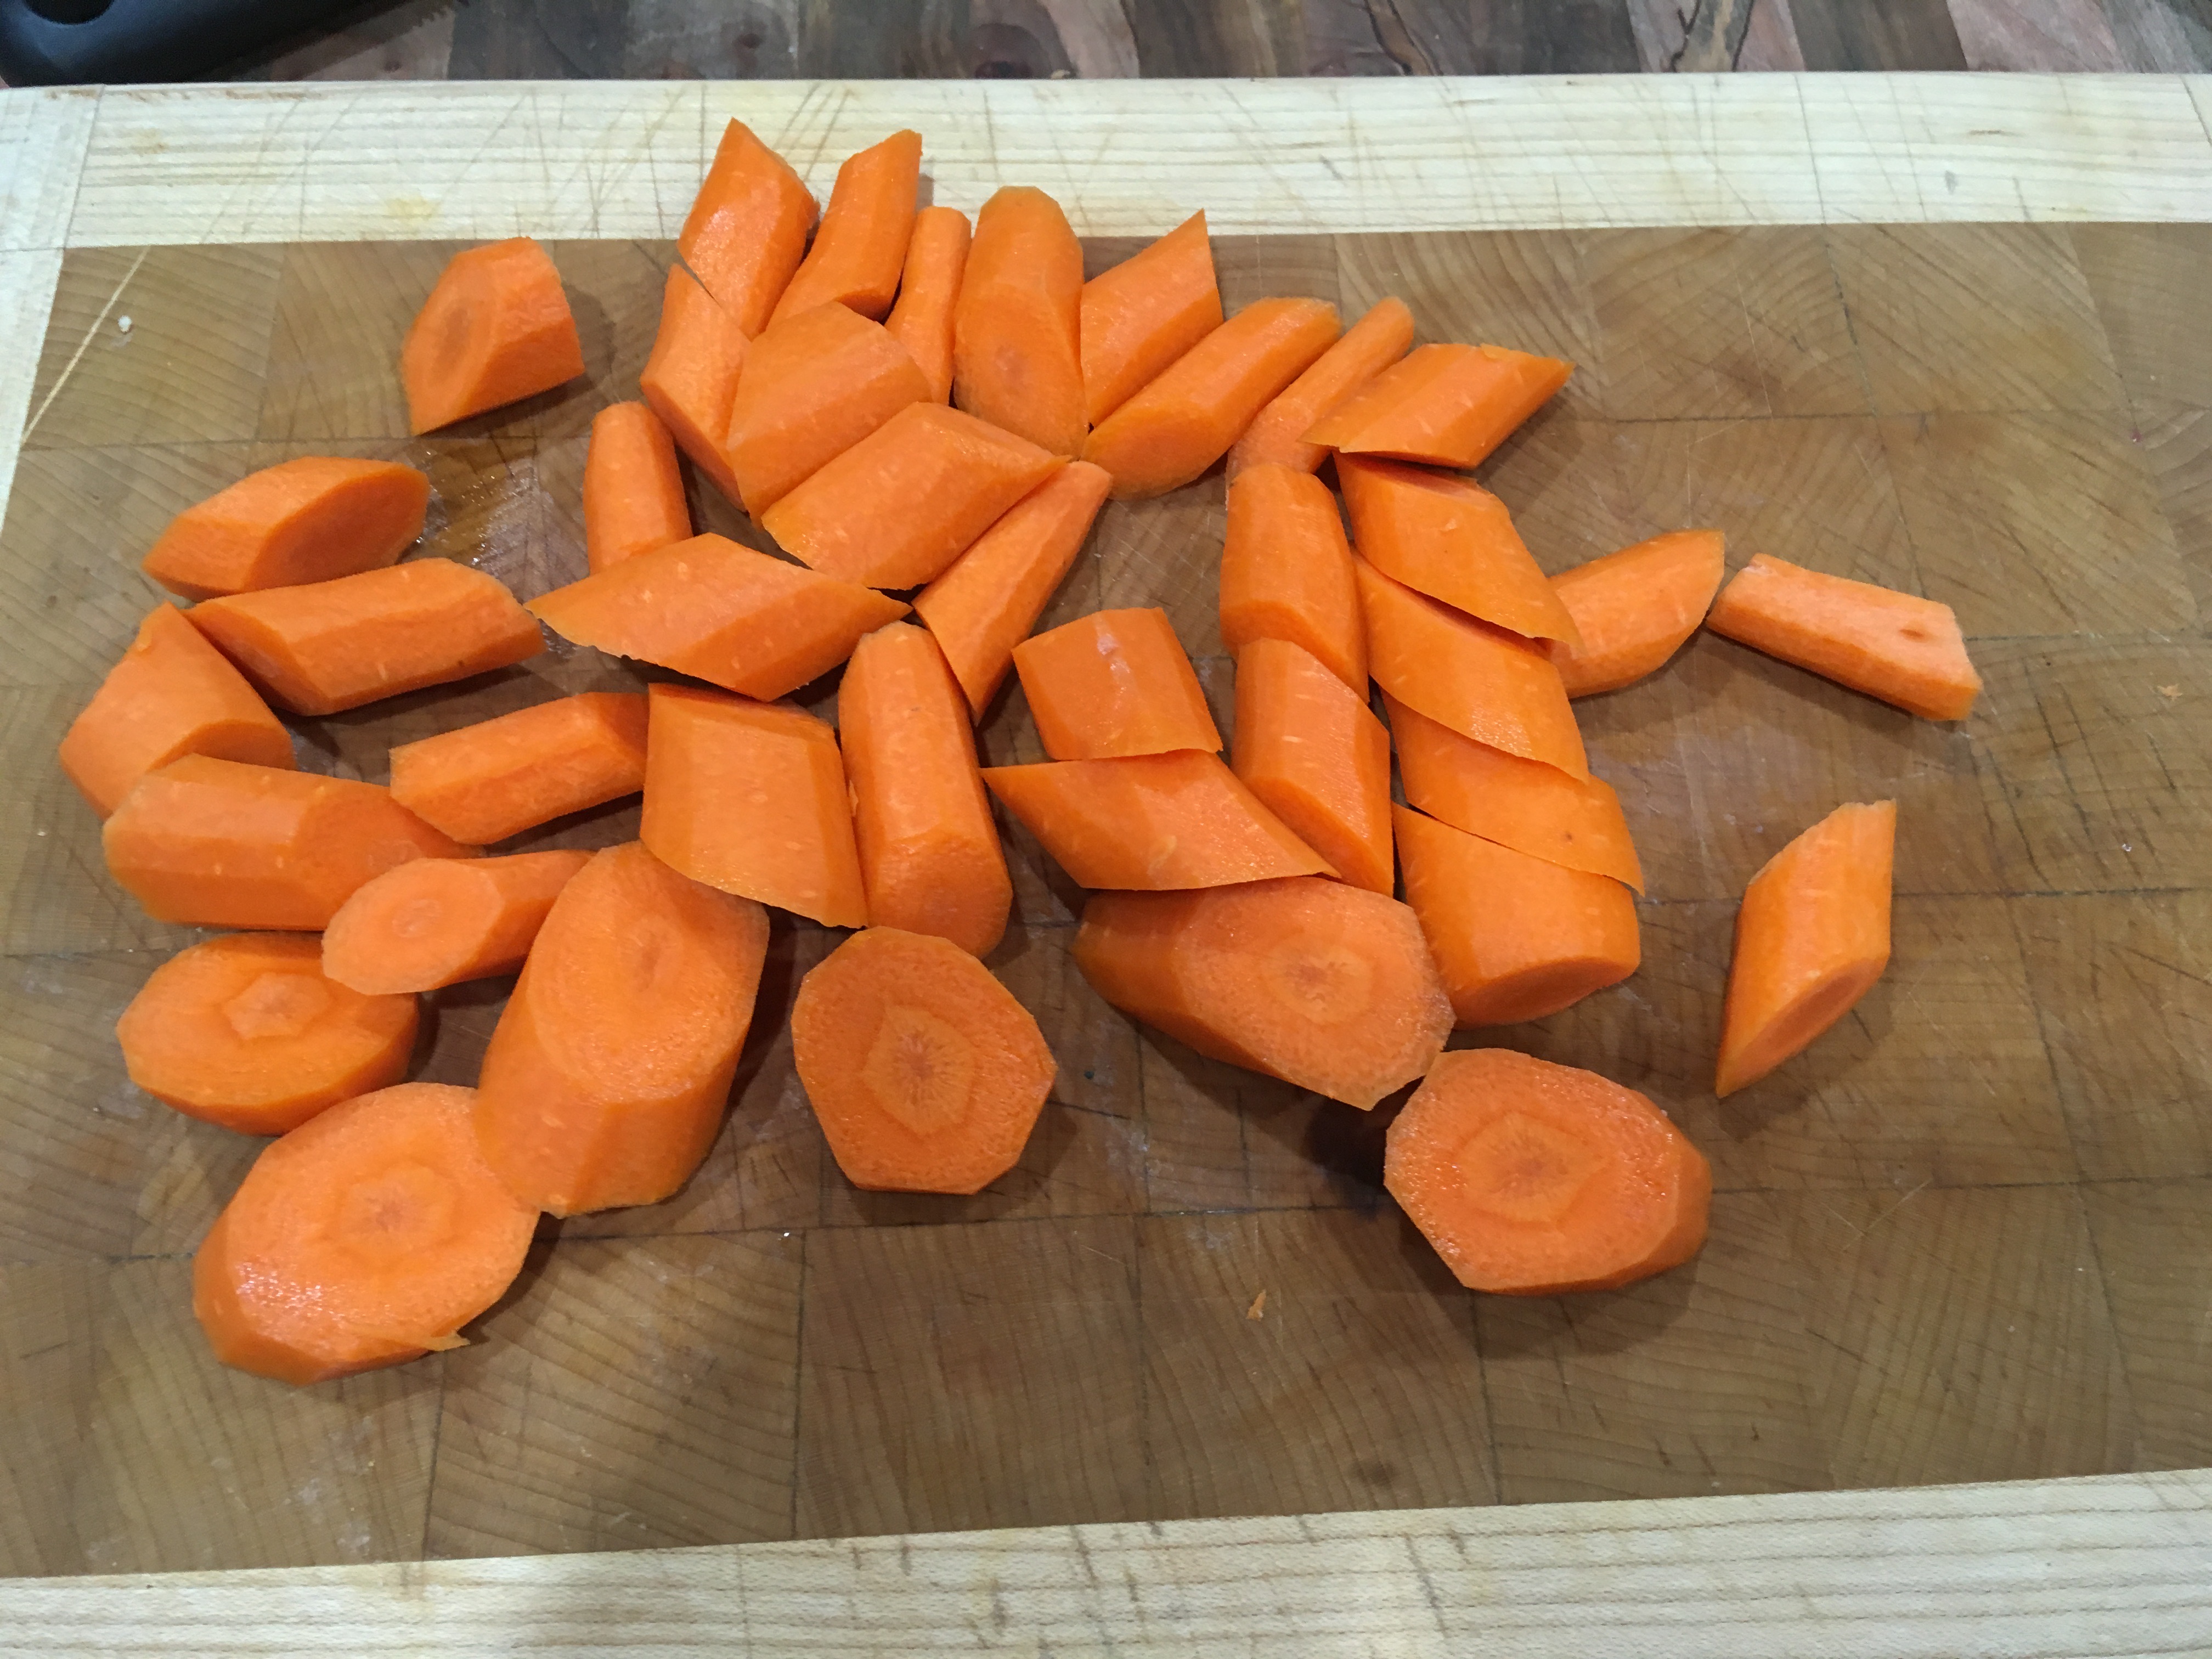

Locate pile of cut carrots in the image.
[60,121,1986,1385]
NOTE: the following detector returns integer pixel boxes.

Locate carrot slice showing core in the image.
[322,849,591,995]
[143,458,430,600]
[400,238,583,433]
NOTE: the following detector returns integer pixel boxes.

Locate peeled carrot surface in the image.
[1395,804,1638,1026]
[118,933,417,1136]
[1230,637,1393,895]
[723,302,929,515]
[640,264,751,506]
[324,850,590,996]
[1084,297,1341,499]
[884,205,970,404]
[1012,606,1221,760]
[474,842,769,1215]
[143,458,430,601]
[1218,463,1366,692]
[59,603,294,819]
[770,129,923,323]
[1306,341,1571,469]
[1385,1049,1710,1295]
[640,684,868,927]
[679,119,817,336]
[387,692,648,845]
[1550,529,1726,697]
[401,238,583,433]
[1228,296,1415,478]
[1707,555,1983,721]
[1079,211,1222,426]
[952,186,1087,457]
[584,402,691,571]
[528,533,906,700]
[912,460,1111,718]
[1074,877,1451,1110]
[1717,800,1896,1097]
[105,757,476,929]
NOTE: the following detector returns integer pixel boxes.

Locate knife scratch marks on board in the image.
[21,245,146,445]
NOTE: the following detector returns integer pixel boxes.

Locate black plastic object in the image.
[0,0,347,85]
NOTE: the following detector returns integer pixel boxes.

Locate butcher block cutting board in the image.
[0,76,2209,1649]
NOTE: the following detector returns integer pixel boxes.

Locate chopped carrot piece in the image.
[1717,800,1896,1097]
[1228,296,1415,478]
[323,850,591,995]
[1231,637,1393,895]
[769,129,923,324]
[1550,529,1725,697]
[723,302,929,516]
[1073,876,1451,1109]
[640,264,751,506]
[679,119,818,336]
[1218,463,1365,692]
[400,238,584,433]
[953,185,1086,457]
[142,458,430,601]
[387,692,648,845]
[583,402,691,571]
[117,933,417,1135]
[1012,606,1221,760]
[1385,1049,1709,1294]
[1306,341,1571,469]
[884,205,970,404]
[1079,211,1222,426]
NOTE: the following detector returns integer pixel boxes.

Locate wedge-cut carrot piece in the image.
[723,302,929,515]
[323,850,590,996]
[1707,555,1982,721]
[584,402,691,571]
[1356,558,1588,781]
[884,205,970,404]
[953,185,1086,457]
[401,238,584,433]
[841,623,1011,957]
[194,1082,537,1384]
[143,458,430,601]
[1550,529,1725,697]
[1306,341,1571,469]
[679,119,818,336]
[793,928,1056,1193]
[1386,1049,1709,1294]
[1386,695,1643,893]
[1228,296,1415,478]
[913,460,1110,719]
[59,603,295,819]
[641,684,867,927]
[762,402,1064,589]
[1012,606,1220,761]
[640,264,750,506]
[528,534,906,701]
[118,933,417,1136]
[1079,211,1222,426]
[1231,637,1392,895]
[984,751,1332,890]
[1218,463,1365,692]
[1717,800,1895,1098]
[187,560,543,717]
[1084,297,1341,500]
[1395,804,1638,1027]
[105,757,477,929]
[1339,455,1580,647]
[769,129,922,324]
[387,692,648,844]
[1074,877,1451,1109]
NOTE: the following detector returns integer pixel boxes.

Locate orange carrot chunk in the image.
[117,934,417,1136]
[1339,455,1581,647]
[679,119,819,337]
[1229,296,1416,479]
[1084,297,1341,500]
[475,843,768,1215]
[193,1082,537,1385]
[884,205,970,404]
[527,533,906,700]
[723,302,929,516]
[1073,877,1451,1110]
[387,692,649,845]
[1012,606,1221,761]
[763,402,1064,589]
[1305,341,1571,470]
[841,623,1011,957]
[640,264,751,506]
[769,129,923,324]
[1231,637,1393,895]
[323,850,591,996]
[912,460,1111,719]
[1716,800,1896,1098]
[1079,211,1223,426]
[952,185,1086,458]
[105,757,477,930]
[984,751,1333,890]
[1218,463,1365,692]
[793,928,1055,1193]
[584,402,691,571]
[1395,804,1638,1026]
[142,458,430,601]
[59,603,295,819]
[1550,529,1726,697]
[1356,558,1588,781]
[187,560,543,717]
[1706,555,1982,721]
[1386,695,1643,893]
[1385,1049,1710,1295]
[400,238,584,434]
[641,684,867,927]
